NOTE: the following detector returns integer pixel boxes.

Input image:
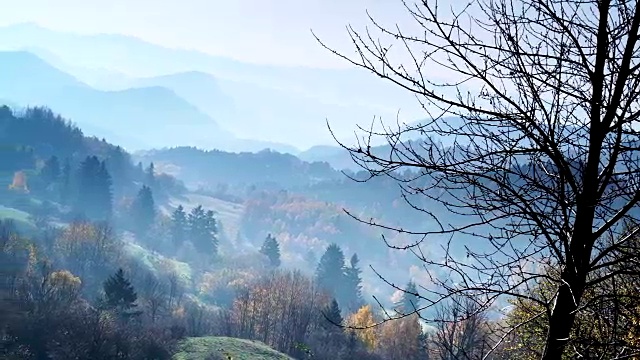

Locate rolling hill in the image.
[173,336,293,360]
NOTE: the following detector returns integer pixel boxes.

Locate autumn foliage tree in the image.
[230,269,324,356]
[376,313,423,360]
[315,0,640,358]
[347,305,378,351]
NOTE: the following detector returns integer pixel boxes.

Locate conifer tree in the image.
[103,268,141,318]
[260,233,281,268]
[106,146,130,197]
[396,281,420,315]
[59,158,72,204]
[171,205,187,247]
[315,243,346,298]
[145,162,155,189]
[40,155,60,184]
[75,156,112,220]
[131,185,156,236]
[188,205,218,256]
[322,298,344,330]
[96,160,113,220]
[344,253,364,312]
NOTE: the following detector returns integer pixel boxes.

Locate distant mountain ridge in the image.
[135,146,340,189]
[0,50,299,154]
[0,22,425,149]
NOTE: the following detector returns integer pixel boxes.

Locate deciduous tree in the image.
[315,0,640,358]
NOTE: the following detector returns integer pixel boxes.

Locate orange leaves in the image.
[8,171,29,193]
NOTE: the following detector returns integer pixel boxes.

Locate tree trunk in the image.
[542,271,585,360]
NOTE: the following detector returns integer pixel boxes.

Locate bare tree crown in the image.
[316,0,640,358]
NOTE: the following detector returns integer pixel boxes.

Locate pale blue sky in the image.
[0,0,411,68]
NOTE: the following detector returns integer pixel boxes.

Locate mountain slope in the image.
[0,51,233,151]
[131,72,299,153]
[135,146,339,189]
[0,23,425,149]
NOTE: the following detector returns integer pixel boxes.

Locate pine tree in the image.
[40,155,61,184]
[60,158,72,205]
[344,253,364,313]
[75,156,112,220]
[188,205,218,256]
[103,268,141,318]
[322,298,344,330]
[315,243,346,298]
[131,185,156,236]
[204,209,218,255]
[396,281,420,315]
[96,160,113,220]
[106,146,130,197]
[145,162,155,189]
[260,233,281,267]
[171,205,187,248]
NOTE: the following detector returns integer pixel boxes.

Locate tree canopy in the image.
[316,0,640,358]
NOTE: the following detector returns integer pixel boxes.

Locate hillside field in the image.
[172,336,294,360]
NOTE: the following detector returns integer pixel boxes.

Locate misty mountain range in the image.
[0,22,425,154]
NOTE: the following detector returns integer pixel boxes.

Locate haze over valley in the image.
[2,1,636,359]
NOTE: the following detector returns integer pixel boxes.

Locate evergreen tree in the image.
[75,156,112,220]
[40,155,61,184]
[131,185,156,236]
[396,281,420,315]
[315,243,346,298]
[204,209,218,254]
[322,298,344,330]
[145,162,155,189]
[171,205,187,248]
[188,205,218,256]
[103,268,141,318]
[60,158,72,205]
[106,146,130,197]
[343,253,365,312]
[260,233,281,267]
[96,160,113,220]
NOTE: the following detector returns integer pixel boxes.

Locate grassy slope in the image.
[0,202,36,234]
[0,205,31,223]
[122,237,193,283]
[173,336,294,360]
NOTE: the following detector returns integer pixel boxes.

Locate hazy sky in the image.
[0,0,412,69]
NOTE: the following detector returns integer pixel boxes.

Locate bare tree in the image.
[430,295,491,360]
[138,273,167,323]
[315,0,640,358]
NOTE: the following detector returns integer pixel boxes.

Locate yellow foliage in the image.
[346,305,378,350]
[48,270,82,288]
[55,222,118,262]
[505,270,640,359]
[377,314,422,358]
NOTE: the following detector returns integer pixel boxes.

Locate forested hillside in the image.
[0,106,436,359]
